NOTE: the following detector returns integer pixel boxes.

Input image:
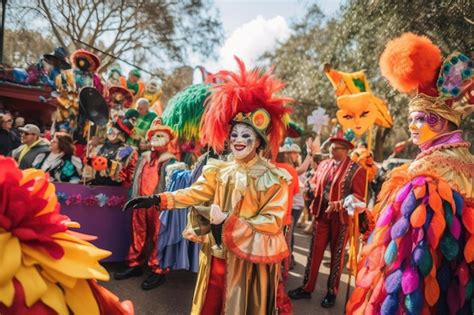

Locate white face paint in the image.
[230,123,259,160]
[107,127,120,142]
[150,131,170,149]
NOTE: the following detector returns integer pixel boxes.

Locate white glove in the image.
[210,204,228,225]
[343,194,367,217]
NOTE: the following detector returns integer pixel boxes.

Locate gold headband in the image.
[408,94,463,126]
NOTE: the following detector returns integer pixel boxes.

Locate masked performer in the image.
[115,121,176,290]
[108,86,134,120]
[0,157,133,314]
[85,117,138,187]
[346,33,474,314]
[124,57,293,315]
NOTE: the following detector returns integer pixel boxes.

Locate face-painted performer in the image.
[114,120,177,290]
[347,33,474,314]
[123,57,294,314]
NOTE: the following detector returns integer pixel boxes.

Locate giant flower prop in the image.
[0,157,132,314]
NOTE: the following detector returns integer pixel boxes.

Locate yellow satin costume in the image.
[159,156,291,314]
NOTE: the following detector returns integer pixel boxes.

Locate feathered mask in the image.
[200,56,293,156]
[379,32,473,126]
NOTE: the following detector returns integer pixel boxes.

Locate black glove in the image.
[122,195,160,212]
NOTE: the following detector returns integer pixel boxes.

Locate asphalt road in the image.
[101,224,350,315]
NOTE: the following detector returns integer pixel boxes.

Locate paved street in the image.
[101,225,351,314]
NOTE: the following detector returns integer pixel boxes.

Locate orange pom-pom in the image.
[424,275,440,306]
[379,32,442,94]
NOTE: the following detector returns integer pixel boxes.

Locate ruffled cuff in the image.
[223,215,289,264]
[158,193,174,210]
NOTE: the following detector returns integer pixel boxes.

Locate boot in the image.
[114,266,143,280]
[287,287,311,300]
[320,292,336,308]
[141,273,166,290]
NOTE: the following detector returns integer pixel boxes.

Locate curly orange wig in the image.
[200,56,293,156]
[379,32,442,95]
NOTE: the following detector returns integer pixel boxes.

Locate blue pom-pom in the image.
[451,87,460,96]
[384,240,398,265]
[381,293,399,315]
[453,191,464,216]
[391,217,410,239]
[443,64,451,73]
[451,56,459,64]
[459,53,469,61]
[462,69,472,79]
[437,264,451,292]
[385,269,402,294]
[405,288,423,315]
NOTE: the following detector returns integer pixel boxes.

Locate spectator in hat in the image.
[0,113,21,156]
[120,69,145,101]
[11,124,50,169]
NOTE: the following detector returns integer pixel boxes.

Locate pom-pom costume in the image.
[85,117,138,187]
[347,33,474,314]
[108,86,134,120]
[125,57,293,314]
[115,122,177,289]
[0,157,133,314]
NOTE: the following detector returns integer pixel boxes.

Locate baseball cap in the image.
[19,124,40,135]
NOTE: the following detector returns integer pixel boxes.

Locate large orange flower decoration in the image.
[0,156,133,314]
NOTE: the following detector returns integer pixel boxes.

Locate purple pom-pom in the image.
[402,267,419,294]
[450,215,461,239]
[391,217,410,240]
[401,191,418,216]
[381,293,399,315]
[385,269,402,294]
[411,176,426,187]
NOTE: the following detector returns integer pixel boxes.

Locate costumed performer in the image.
[346,33,474,314]
[0,156,133,314]
[120,69,145,102]
[123,57,293,315]
[288,126,367,308]
[114,120,177,290]
[128,98,157,146]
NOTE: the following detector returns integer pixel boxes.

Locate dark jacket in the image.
[36,152,82,183]
[11,139,50,169]
[0,128,20,156]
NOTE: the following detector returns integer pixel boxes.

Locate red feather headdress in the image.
[200,56,293,156]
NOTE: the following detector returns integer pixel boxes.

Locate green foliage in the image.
[266,0,474,160]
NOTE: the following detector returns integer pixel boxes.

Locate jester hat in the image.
[379,32,473,126]
[70,49,100,72]
[146,118,175,142]
[200,56,293,156]
[109,86,133,108]
[162,83,211,143]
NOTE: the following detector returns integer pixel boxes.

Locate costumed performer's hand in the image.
[183,228,206,244]
[210,204,228,225]
[325,201,343,214]
[343,194,367,217]
[122,195,160,212]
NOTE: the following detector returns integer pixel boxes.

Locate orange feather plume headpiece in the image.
[200,56,293,156]
[379,32,473,126]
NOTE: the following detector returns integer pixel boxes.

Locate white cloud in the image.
[205,15,291,72]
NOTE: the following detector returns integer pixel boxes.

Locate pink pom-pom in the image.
[401,267,419,294]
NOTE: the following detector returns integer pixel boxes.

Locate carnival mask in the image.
[76,57,90,72]
[150,131,170,150]
[336,93,377,136]
[147,81,158,94]
[408,111,444,145]
[229,123,259,160]
[107,127,120,143]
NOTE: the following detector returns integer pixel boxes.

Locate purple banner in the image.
[55,183,131,262]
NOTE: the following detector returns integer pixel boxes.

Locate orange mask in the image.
[336,92,377,136]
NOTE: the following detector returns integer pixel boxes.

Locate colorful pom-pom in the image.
[450,215,461,239]
[385,269,402,294]
[401,191,419,216]
[405,288,423,315]
[424,275,440,306]
[440,233,459,261]
[410,204,427,228]
[391,217,410,240]
[395,183,412,204]
[384,240,398,265]
[381,294,399,315]
[376,205,395,228]
[402,267,420,294]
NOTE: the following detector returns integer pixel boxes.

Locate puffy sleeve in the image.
[223,177,290,264]
[159,159,223,210]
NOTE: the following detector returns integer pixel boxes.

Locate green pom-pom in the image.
[451,56,459,64]
[466,278,473,300]
[440,233,459,261]
[443,64,451,73]
[419,247,432,276]
[459,54,469,62]
[451,87,460,96]
[462,69,472,79]
[437,77,444,86]
[441,87,449,95]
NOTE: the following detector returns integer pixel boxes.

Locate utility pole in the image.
[0,0,7,63]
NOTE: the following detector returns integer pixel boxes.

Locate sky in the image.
[196,0,343,73]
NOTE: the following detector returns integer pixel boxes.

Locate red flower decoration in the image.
[0,157,67,259]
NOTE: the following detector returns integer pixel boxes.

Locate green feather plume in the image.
[162,83,211,142]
